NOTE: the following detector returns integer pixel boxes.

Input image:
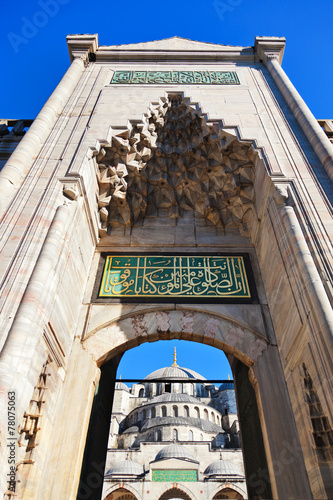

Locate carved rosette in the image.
[95,94,257,236]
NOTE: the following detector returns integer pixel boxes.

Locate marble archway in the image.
[82,308,268,367]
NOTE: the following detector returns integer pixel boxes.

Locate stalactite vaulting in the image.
[95,94,258,237]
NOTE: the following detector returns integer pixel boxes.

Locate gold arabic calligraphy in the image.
[99,256,250,298]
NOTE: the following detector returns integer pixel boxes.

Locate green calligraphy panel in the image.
[99,255,251,298]
[111,71,240,85]
[152,469,197,482]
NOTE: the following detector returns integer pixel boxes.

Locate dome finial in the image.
[172,346,178,366]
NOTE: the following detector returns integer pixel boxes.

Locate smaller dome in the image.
[106,460,143,476]
[219,381,234,391]
[155,444,196,462]
[115,381,130,392]
[204,460,243,477]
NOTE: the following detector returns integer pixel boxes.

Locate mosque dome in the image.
[204,460,243,477]
[144,365,205,381]
[155,443,197,462]
[105,460,143,476]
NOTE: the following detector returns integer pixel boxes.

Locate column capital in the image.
[254,36,286,65]
[66,34,99,63]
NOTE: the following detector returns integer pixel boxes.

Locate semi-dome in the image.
[145,365,205,381]
[141,416,222,433]
[204,460,243,476]
[155,443,197,462]
[105,460,143,476]
[148,393,199,404]
[123,425,140,434]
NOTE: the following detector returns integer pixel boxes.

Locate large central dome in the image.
[144,365,206,381]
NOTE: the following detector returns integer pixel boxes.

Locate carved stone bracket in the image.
[60,175,84,201]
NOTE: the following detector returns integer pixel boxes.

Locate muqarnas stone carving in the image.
[95,94,257,237]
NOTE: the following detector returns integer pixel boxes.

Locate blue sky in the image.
[1,0,332,379]
[117,340,231,383]
[1,0,332,119]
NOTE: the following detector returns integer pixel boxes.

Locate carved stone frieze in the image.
[95,94,258,237]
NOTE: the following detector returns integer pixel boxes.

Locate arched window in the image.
[155,429,162,441]
[194,406,200,419]
[151,406,156,418]
[138,388,144,398]
[188,430,193,441]
[165,383,171,393]
[173,429,178,441]
[211,412,215,423]
[204,409,209,420]
[173,405,178,417]
[184,405,189,417]
[162,405,167,417]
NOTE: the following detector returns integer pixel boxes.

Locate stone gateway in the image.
[0,35,332,500]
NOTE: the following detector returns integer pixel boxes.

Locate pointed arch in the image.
[157,482,197,500]
[83,309,268,367]
[210,483,247,499]
[103,484,142,500]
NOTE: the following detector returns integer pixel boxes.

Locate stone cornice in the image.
[94,47,255,63]
[66,34,99,63]
[254,36,286,65]
[66,35,286,65]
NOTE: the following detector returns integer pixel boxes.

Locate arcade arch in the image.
[158,484,195,500]
[212,486,244,499]
[104,485,140,500]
